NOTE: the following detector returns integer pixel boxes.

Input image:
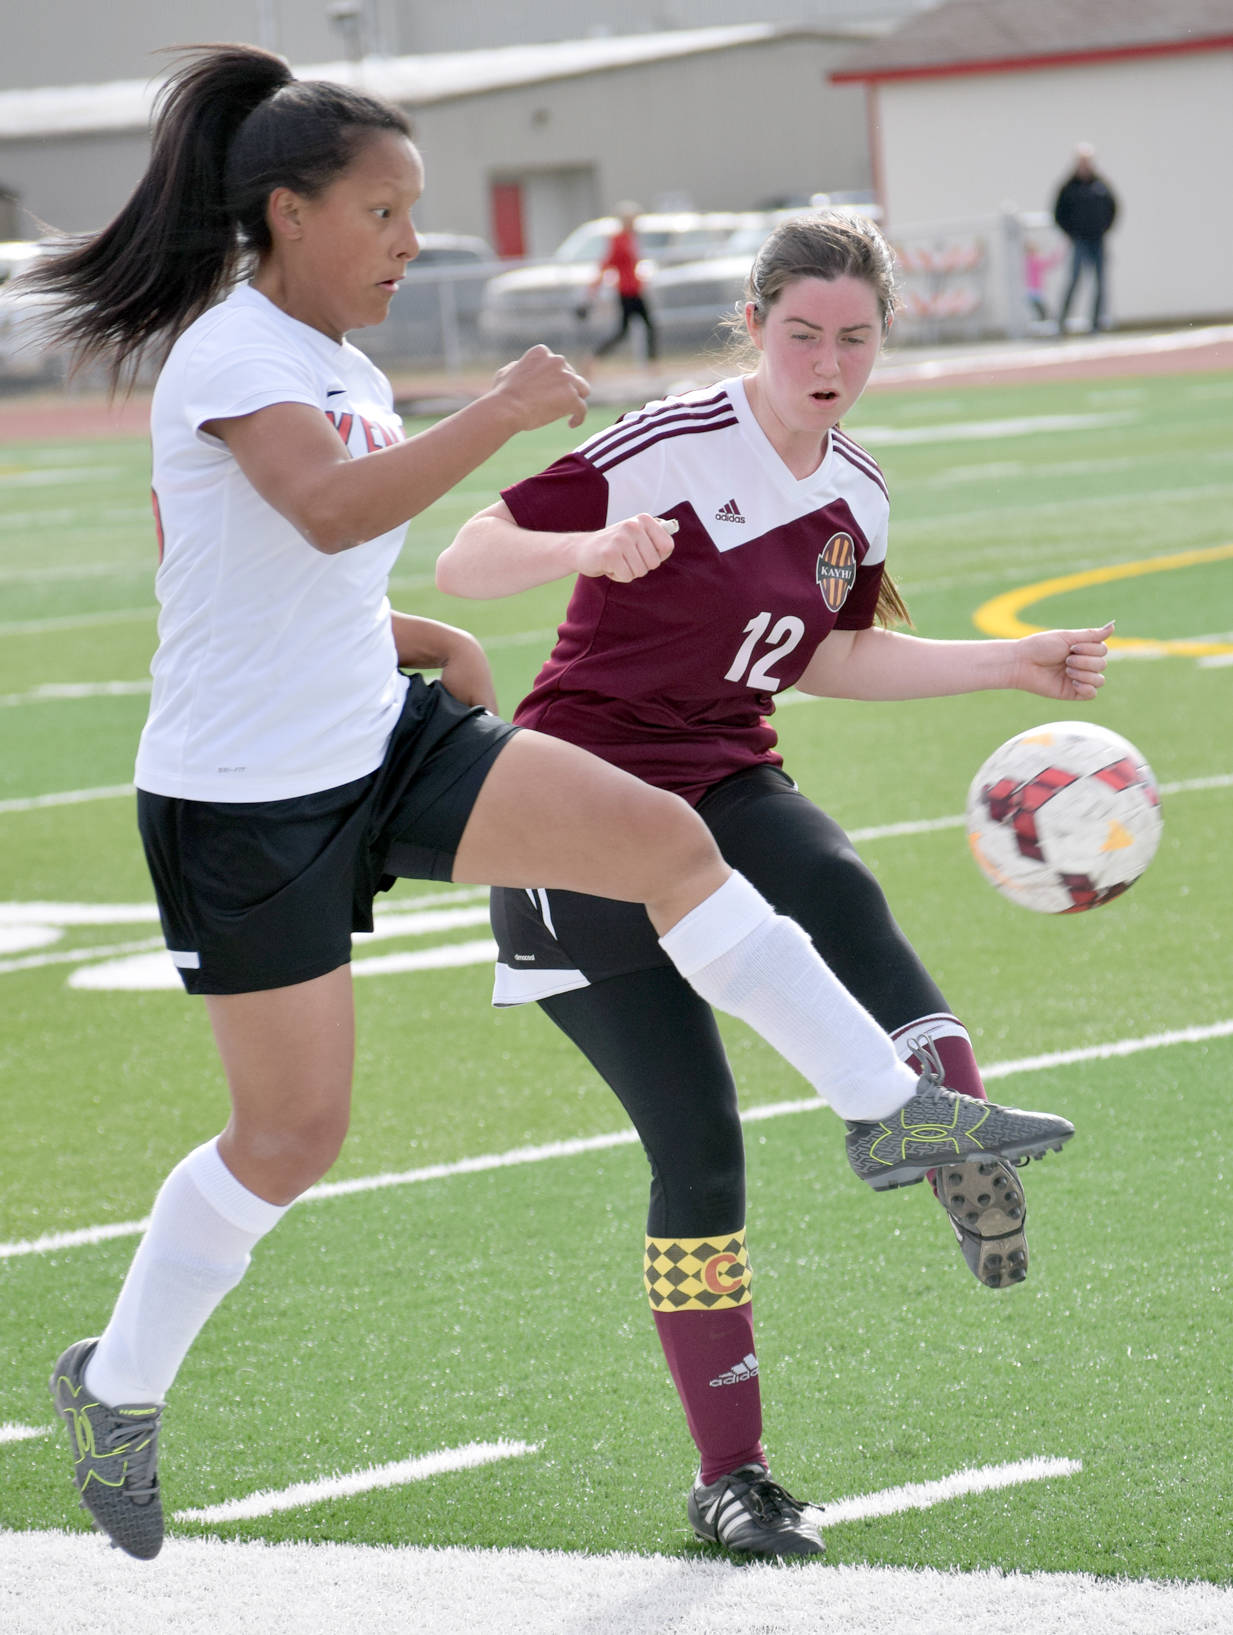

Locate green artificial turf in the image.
[2,367,1231,1579]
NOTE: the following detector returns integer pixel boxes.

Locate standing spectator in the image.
[1052,144,1117,333]
[583,202,659,361]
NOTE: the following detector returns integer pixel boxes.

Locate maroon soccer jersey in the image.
[501,378,890,803]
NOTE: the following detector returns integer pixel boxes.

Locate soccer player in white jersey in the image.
[440,211,1114,1558]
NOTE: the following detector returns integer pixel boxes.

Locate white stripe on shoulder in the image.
[831,428,888,496]
[582,388,734,465]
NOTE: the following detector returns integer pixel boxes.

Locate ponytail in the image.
[18,43,412,388]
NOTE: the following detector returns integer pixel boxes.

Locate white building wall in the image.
[874,50,1233,323]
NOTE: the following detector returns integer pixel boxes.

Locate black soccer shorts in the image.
[139,675,517,995]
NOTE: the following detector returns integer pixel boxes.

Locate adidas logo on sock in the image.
[709,1351,759,1387]
[714,497,746,523]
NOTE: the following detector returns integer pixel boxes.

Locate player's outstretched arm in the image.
[437,502,676,599]
[1008,623,1115,701]
[797,622,1113,703]
[206,346,589,555]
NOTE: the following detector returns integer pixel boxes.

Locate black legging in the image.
[539,765,948,1239]
[594,293,658,359]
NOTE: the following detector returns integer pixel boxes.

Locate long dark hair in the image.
[17,44,414,387]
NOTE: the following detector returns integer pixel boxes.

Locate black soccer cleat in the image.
[49,1338,165,1560]
[688,1464,824,1558]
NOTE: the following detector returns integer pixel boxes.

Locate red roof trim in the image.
[831,32,1233,85]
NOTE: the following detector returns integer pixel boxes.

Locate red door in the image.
[490,182,526,259]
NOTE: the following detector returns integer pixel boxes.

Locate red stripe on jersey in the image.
[830,429,888,499]
[151,486,165,565]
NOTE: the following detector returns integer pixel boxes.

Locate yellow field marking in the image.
[973,541,1233,656]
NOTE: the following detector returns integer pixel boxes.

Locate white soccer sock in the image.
[658,872,918,1121]
[85,1138,289,1407]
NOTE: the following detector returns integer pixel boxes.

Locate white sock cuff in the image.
[657,871,773,978]
[183,1139,289,1238]
[890,1013,970,1063]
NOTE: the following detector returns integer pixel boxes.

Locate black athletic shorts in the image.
[488,768,793,1005]
[138,675,517,995]
[491,761,948,1033]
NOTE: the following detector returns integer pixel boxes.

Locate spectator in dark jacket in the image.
[1053,144,1118,333]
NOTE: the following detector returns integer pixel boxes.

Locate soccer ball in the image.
[965,721,1162,913]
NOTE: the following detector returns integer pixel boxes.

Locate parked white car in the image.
[0,243,63,384]
[478,212,766,353]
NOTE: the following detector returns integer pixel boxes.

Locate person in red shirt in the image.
[583,201,659,360]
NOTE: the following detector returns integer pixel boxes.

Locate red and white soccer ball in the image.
[965,721,1162,914]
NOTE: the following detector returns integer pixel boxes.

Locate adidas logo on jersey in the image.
[709,1351,759,1387]
[714,498,746,523]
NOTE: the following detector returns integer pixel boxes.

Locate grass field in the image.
[2,361,1232,1629]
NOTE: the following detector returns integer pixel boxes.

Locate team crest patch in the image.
[816,531,858,612]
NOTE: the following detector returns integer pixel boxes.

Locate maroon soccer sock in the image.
[652,1303,765,1486]
[894,1015,988,1194]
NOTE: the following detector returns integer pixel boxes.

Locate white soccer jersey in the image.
[502,376,890,803]
[135,284,408,802]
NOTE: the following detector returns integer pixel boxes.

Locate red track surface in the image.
[0,327,1229,443]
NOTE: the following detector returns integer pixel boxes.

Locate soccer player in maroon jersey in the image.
[439,210,1113,1557]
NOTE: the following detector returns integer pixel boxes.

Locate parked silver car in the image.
[651,202,884,349]
[352,231,499,369]
[477,212,766,353]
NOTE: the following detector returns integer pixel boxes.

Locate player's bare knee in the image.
[638,800,726,913]
[231,1107,350,1198]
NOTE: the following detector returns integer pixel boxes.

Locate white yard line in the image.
[818,1456,1080,1526]
[4,1501,1232,1635]
[0,1423,51,1444]
[0,680,151,707]
[3,1019,1231,1262]
[0,782,134,813]
[174,1440,540,1525]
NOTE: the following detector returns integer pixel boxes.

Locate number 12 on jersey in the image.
[724,611,806,690]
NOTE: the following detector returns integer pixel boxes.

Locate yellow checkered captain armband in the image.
[643,1230,752,1310]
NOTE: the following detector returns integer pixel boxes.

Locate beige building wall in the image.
[412,42,872,248]
[873,50,1233,323]
[0,132,153,239]
[0,36,872,246]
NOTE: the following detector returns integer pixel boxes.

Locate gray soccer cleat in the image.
[846,1063,1073,1192]
[935,1157,1029,1288]
[49,1338,165,1560]
[688,1464,824,1558]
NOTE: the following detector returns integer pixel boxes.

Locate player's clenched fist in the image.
[576,514,678,582]
[491,344,591,430]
